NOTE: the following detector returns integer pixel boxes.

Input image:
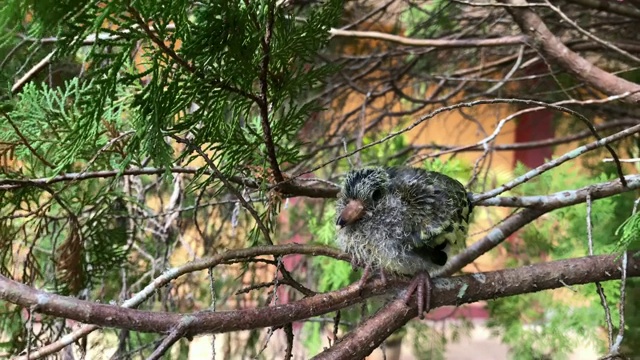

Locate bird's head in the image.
[336,167,390,230]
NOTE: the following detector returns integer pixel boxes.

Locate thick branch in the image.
[315,252,640,359]
[2,253,638,346]
[14,244,347,360]
[500,0,640,103]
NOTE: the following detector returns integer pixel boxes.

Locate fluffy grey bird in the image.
[335,166,473,317]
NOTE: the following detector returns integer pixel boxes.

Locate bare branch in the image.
[499,0,640,103]
[479,175,640,208]
[315,252,640,359]
[329,29,528,48]
[257,0,285,184]
[0,166,340,198]
[148,317,194,360]
[11,52,54,94]
[563,0,640,20]
[544,0,640,64]
[16,244,346,360]
[435,208,547,277]
[474,124,640,203]
[588,193,615,349]
[3,253,639,348]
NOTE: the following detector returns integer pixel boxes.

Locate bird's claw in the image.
[350,258,362,271]
[403,271,433,319]
[356,265,372,295]
[379,270,388,285]
[355,267,388,296]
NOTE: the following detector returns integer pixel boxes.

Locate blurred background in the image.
[1,0,639,359]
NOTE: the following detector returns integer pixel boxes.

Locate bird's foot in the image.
[379,270,388,286]
[350,257,362,271]
[356,265,372,295]
[403,271,433,319]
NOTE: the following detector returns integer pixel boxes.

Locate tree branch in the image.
[329,29,528,48]
[479,175,640,208]
[436,208,547,277]
[257,0,285,184]
[499,0,640,103]
[291,97,638,185]
[15,244,346,360]
[474,123,640,202]
[2,112,55,168]
[4,252,639,360]
[0,166,340,198]
[314,251,640,359]
[564,0,640,20]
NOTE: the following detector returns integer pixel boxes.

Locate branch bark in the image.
[329,29,528,48]
[479,175,640,208]
[314,251,640,359]
[0,166,341,198]
[13,244,347,360]
[4,252,639,360]
[499,0,640,103]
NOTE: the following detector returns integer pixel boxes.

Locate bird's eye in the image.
[371,189,383,202]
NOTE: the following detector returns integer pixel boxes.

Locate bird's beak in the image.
[336,199,365,230]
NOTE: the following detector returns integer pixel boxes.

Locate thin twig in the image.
[208,268,217,360]
[603,158,640,163]
[170,134,274,245]
[610,251,627,355]
[257,0,284,184]
[2,112,55,168]
[545,0,640,64]
[474,124,640,202]
[290,97,636,190]
[328,28,527,48]
[609,202,637,355]
[284,322,294,360]
[148,317,195,360]
[255,327,277,359]
[331,311,341,346]
[412,95,633,185]
[588,193,615,349]
[16,244,346,360]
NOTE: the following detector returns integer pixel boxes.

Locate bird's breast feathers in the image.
[336,166,473,275]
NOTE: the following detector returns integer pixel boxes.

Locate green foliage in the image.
[309,206,354,292]
[303,206,358,353]
[0,77,132,297]
[411,319,472,360]
[423,157,473,184]
[0,0,343,356]
[488,161,638,358]
[3,78,131,175]
[400,0,460,38]
[615,211,640,252]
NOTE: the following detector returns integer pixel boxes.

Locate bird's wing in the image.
[387,167,472,265]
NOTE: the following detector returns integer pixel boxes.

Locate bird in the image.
[335,166,473,318]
